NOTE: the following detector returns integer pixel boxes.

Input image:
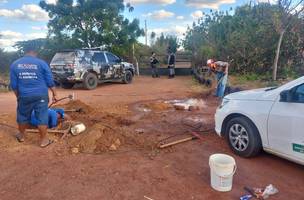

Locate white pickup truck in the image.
[215,76,304,165]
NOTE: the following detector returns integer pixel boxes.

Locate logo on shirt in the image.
[18,72,38,80]
[17,64,38,70]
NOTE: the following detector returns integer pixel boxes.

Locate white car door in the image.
[268,83,304,162]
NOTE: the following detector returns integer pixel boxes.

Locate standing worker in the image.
[150,52,160,78]
[168,51,176,79]
[10,42,58,148]
[207,59,229,99]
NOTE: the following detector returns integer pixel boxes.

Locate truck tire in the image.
[225,117,262,158]
[61,82,75,89]
[83,73,98,90]
[123,70,133,84]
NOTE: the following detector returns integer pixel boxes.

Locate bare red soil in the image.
[0,76,303,200]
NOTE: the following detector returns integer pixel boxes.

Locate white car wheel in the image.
[229,124,249,152]
[226,117,262,157]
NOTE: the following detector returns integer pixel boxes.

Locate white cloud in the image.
[26,32,47,39]
[0,30,47,50]
[257,0,277,3]
[185,0,236,9]
[191,10,203,19]
[0,30,23,39]
[127,0,175,5]
[0,0,8,4]
[0,4,49,21]
[45,0,77,6]
[150,25,187,37]
[144,9,175,20]
[46,0,57,4]
[31,26,48,31]
[176,15,185,20]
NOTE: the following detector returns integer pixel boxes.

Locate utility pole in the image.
[145,20,148,46]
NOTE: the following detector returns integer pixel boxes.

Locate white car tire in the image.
[226,117,262,157]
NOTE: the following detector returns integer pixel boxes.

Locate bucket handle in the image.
[209,161,237,178]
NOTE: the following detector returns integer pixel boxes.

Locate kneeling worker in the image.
[31,108,71,129]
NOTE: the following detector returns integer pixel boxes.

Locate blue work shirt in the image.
[31,108,65,129]
[10,55,55,97]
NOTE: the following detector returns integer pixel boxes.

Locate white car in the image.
[215,76,304,165]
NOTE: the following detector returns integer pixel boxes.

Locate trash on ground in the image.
[71,123,86,136]
[244,186,263,199]
[243,184,278,199]
[240,194,253,200]
[135,128,145,134]
[262,184,279,199]
[166,99,206,111]
[144,196,154,200]
[71,147,80,154]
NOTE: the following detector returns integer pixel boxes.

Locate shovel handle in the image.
[159,136,196,149]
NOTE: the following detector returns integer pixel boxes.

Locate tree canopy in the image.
[183,2,304,79]
[39,0,144,55]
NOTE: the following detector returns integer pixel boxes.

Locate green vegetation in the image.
[0,0,145,76]
[39,0,143,58]
[183,1,304,80]
[0,49,18,74]
[0,0,303,83]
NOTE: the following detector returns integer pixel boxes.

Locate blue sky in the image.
[0,0,252,50]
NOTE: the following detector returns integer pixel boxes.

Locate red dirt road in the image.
[0,76,303,200]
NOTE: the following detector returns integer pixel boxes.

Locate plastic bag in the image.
[262,184,279,199]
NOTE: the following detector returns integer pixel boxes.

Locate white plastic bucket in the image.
[71,123,86,136]
[209,154,237,192]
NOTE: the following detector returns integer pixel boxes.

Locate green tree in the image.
[153,34,180,54]
[39,0,144,56]
[183,2,304,78]
[271,0,304,80]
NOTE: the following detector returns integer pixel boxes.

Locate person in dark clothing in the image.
[150,52,159,78]
[168,52,176,79]
[10,42,58,148]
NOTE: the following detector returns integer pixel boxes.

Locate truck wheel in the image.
[225,117,262,158]
[61,82,75,89]
[123,70,133,84]
[83,73,98,90]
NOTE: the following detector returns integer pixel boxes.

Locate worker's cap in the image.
[207,59,214,65]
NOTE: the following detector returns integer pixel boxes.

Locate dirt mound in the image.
[68,123,154,154]
[56,100,94,114]
[142,102,173,111]
[58,100,154,154]
[68,124,122,153]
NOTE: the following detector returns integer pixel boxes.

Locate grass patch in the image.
[229,74,287,90]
